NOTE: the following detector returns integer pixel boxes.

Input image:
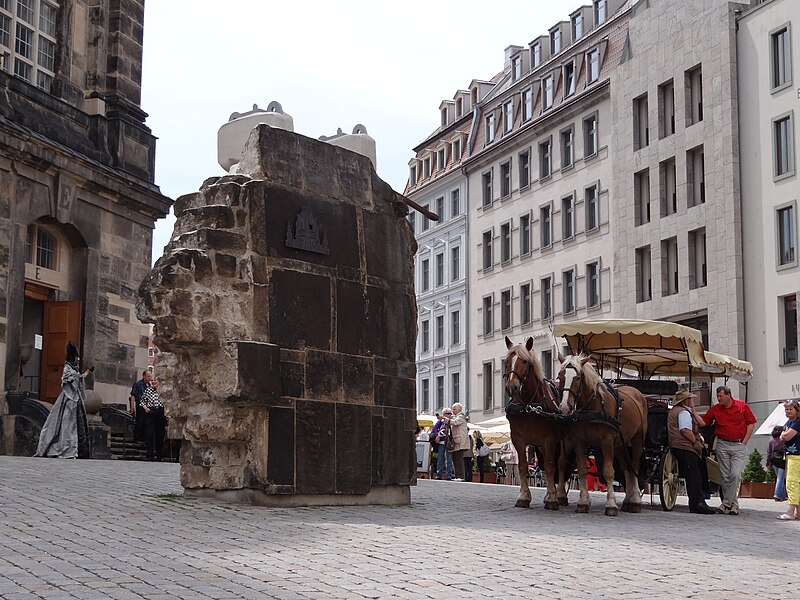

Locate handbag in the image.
[445,429,456,452]
[770,451,786,470]
[477,442,491,457]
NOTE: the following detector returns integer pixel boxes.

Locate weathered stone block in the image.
[269,270,331,351]
[296,400,335,494]
[267,407,294,487]
[306,350,341,401]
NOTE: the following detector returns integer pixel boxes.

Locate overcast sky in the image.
[141,1,574,263]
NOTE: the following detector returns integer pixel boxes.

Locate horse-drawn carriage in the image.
[504,319,753,514]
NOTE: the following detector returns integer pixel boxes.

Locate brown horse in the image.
[504,336,570,510]
[556,353,648,516]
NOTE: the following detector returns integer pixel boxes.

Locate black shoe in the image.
[690,504,716,515]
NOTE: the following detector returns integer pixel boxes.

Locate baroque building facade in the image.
[0,0,171,448]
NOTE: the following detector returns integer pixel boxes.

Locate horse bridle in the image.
[504,355,560,414]
[503,354,531,395]
[560,362,590,416]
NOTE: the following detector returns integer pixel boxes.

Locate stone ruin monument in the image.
[137,124,417,505]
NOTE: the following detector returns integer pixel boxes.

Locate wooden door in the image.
[39,300,82,403]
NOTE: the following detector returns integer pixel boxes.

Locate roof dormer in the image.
[570,6,592,42]
[549,21,569,56]
[510,48,530,83]
[469,79,494,106]
[453,90,470,118]
[529,35,550,70]
[439,100,455,128]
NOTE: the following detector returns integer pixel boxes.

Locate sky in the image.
[141,1,575,263]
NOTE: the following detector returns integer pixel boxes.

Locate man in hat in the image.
[668,389,715,514]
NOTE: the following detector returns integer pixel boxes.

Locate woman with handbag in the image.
[777,399,800,520]
[449,403,470,481]
[432,411,454,480]
[766,425,787,502]
[473,431,491,482]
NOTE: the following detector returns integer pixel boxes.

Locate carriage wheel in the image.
[659,449,679,511]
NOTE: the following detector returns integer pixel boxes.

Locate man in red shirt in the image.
[702,385,756,515]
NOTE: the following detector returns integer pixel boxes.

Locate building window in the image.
[482,230,493,270]
[634,169,651,225]
[486,113,496,144]
[777,204,797,266]
[435,315,444,349]
[451,310,460,345]
[551,28,561,54]
[585,184,599,231]
[532,43,541,68]
[500,222,511,263]
[421,258,430,291]
[501,289,512,330]
[450,189,460,216]
[594,0,606,26]
[520,213,531,256]
[512,56,522,81]
[562,194,575,240]
[3,0,57,90]
[519,150,530,188]
[456,97,463,118]
[539,138,552,178]
[541,350,553,380]
[482,362,493,411]
[541,276,553,320]
[522,89,533,122]
[661,237,679,296]
[500,161,511,198]
[686,65,703,126]
[561,126,574,169]
[633,94,649,150]
[542,75,554,111]
[659,80,675,138]
[421,378,430,412]
[782,294,798,365]
[540,205,552,248]
[660,157,677,217]
[0,13,9,48]
[409,165,417,186]
[451,372,460,404]
[564,62,576,98]
[563,269,576,315]
[688,228,707,289]
[435,197,444,222]
[482,170,493,207]
[587,48,600,84]
[687,145,706,206]
[774,114,795,178]
[435,252,444,287]
[451,246,460,281]
[436,375,444,409]
[587,261,600,308]
[452,139,462,162]
[421,204,430,231]
[482,295,493,336]
[520,282,532,325]
[423,157,431,178]
[504,101,513,134]
[572,13,583,41]
[583,114,598,156]
[772,26,792,90]
[25,224,57,270]
[635,245,652,303]
[421,319,430,352]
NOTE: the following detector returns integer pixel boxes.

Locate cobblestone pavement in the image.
[0,456,792,599]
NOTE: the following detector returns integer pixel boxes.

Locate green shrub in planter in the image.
[765,466,777,483]
[741,449,768,483]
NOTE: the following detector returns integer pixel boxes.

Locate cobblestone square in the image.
[0,457,791,599]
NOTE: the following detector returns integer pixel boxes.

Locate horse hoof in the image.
[575,504,589,514]
[544,501,560,511]
[621,501,631,512]
[628,504,642,514]
[515,500,531,509]
[605,507,619,517]
[558,497,569,507]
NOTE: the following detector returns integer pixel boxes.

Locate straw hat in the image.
[672,389,697,405]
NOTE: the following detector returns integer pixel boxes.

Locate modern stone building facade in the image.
[0,0,171,449]
[738,0,800,417]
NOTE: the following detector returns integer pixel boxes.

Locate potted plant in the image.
[740,449,775,498]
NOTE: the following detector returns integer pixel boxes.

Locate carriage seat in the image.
[646,404,670,447]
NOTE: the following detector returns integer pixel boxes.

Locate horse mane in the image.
[568,353,603,389]
[507,344,545,382]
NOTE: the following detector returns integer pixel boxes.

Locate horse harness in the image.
[505,377,562,420]
[565,380,623,433]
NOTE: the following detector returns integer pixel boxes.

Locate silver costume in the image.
[35,361,90,458]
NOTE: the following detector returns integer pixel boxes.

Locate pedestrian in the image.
[668,389,715,514]
[777,399,800,520]
[140,379,166,461]
[129,369,152,443]
[432,411,453,480]
[473,430,491,483]
[463,428,474,483]
[766,425,787,502]
[500,439,519,485]
[701,385,756,515]
[449,402,470,481]
[35,341,92,459]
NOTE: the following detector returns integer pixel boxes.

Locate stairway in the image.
[109,433,148,460]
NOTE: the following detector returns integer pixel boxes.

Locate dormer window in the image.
[572,13,583,41]
[486,113,496,144]
[471,87,479,106]
[409,164,417,185]
[542,75,554,111]
[587,48,600,84]
[456,97,464,118]
[564,62,576,98]
[532,43,541,68]
[452,138,462,162]
[550,29,561,54]
[594,0,607,26]
[504,101,513,134]
[512,56,522,81]
[522,88,533,122]
[441,107,448,128]
[423,157,431,179]
[437,148,446,171]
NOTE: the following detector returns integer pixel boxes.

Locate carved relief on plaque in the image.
[285,206,330,255]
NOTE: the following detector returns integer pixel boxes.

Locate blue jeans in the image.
[775,467,787,500]
[437,444,453,479]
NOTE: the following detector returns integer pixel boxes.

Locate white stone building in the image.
[738,0,800,418]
